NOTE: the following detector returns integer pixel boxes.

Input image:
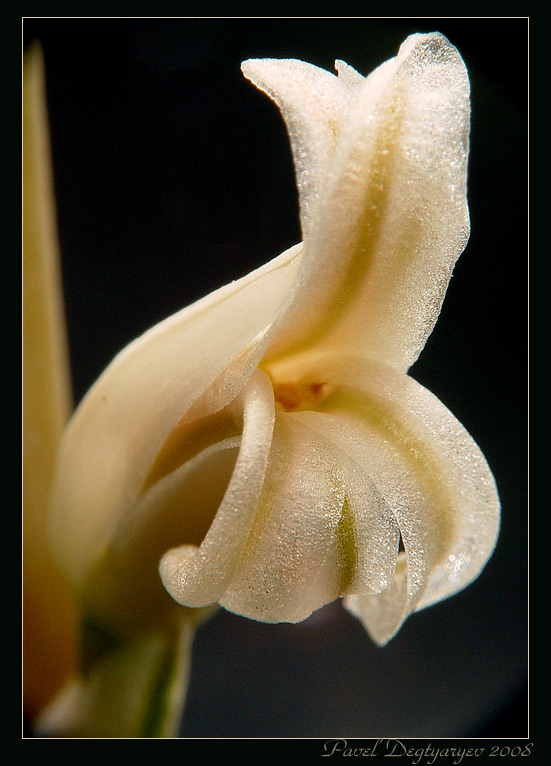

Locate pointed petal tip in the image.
[398,30,467,74]
[240,58,256,78]
[343,594,403,647]
[241,57,289,82]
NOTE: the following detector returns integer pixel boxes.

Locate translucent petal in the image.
[287,410,401,597]
[220,410,400,623]
[49,244,301,586]
[271,353,500,644]
[345,556,408,646]
[242,58,355,238]
[158,388,399,626]
[220,413,346,622]
[83,437,241,634]
[265,33,471,372]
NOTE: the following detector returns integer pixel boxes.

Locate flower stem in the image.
[35,615,199,738]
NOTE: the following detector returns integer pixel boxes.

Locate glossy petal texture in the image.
[50,32,499,649]
[159,369,276,609]
[164,404,399,624]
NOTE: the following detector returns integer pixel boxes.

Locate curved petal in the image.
[77,369,274,636]
[159,369,275,610]
[81,435,241,634]
[265,33,471,373]
[271,354,500,644]
[220,410,399,623]
[241,58,354,238]
[49,244,301,587]
[220,412,346,623]
[160,377,400,626]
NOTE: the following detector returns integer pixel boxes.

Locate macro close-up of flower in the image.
[23,18,527,740]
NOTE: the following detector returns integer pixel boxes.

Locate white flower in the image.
[49,32,500,652]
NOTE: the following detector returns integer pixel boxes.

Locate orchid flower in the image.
[36,32,500,737]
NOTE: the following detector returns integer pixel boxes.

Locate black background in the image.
[23,17,528,739]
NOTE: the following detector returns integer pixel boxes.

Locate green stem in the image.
[35,615,201,738]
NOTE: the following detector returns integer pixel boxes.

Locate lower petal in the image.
[163,381,400,626]
[159,369,276,609]
[219,412,348,623]
[219,407,399,624]
[79,368,274,635]
[271,353,500,644]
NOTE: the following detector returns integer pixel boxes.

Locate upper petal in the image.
[264,33,471,372]
[49,244,301,589]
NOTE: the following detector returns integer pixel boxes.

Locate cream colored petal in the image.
[273,354,499,644]
[220,413,346,623]
[81,437,240,635]
[219,409,398,624]
[335,59,365,89]
[241,58,355,238]
[345,556,409,647]
[159,369,275,611]
[161,384,399,625]
[79,369,274,634]
[49,243,301,589]
[265,33,471,373]
[287,403,423,645]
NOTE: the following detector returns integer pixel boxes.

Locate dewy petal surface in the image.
[282,354,499,644]
[261,33,471,372]
[219,409,399,624]
[157,349,498,640]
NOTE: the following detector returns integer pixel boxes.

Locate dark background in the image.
[23,17,528,739]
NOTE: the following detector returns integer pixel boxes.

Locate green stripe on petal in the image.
[269,353,499,644]
[336,495,357,596]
